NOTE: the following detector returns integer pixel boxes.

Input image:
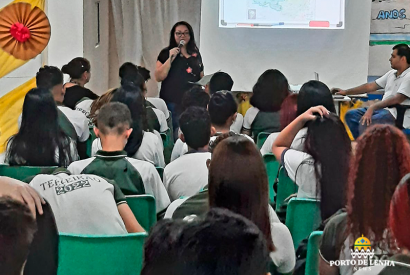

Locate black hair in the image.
[181,86,210,113]
[118,62,145,90]
[6,88,75,167]
[209,72,234,95]
[97,102,132,135]
[250,69,290,112]
[393,44,410,64]
[111,83,150,156]
[141,208,270,275]
[179,107,211,150]
[0,197,37,275]
[36,66,63,90]
[169,21,198,55]
[137,66,151,81]
[61,57,90,79]
[208,91,237,127]
[297,80,336,116]
[304,114,351,220]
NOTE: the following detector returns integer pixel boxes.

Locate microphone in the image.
[171,40,185,62]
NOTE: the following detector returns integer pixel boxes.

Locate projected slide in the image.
[219,0,345,29]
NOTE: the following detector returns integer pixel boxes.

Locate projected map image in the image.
[220,0,345,29]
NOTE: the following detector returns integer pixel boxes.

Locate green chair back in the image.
[85,126,96,158]
[126,195,156,232]
[305,231,323,275]
[275,167,298,212]
[0,165,57,181]
[155,167,164,181]
[160,133,168,148]
[262,153,280,204]
[57,232,148,275]
[257,132,271,149]
[285,198,321,249]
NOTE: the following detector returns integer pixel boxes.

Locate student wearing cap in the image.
[68,102,170,213]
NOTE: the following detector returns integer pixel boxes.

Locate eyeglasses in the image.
[175,32,190,37]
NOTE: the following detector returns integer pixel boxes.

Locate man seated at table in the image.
[333,44,410,138]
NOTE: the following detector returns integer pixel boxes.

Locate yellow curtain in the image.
[0,77,36,152]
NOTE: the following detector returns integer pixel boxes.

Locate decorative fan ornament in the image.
[0,2,50,60]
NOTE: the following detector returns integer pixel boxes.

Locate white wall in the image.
[200,0,372,91]
[0,0,84,98]
[368,45,393,77]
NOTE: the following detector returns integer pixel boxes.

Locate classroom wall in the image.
[0,0,84,98]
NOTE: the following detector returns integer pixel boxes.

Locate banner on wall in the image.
[370,0,410,45]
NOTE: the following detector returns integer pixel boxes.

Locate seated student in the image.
[141,208,271,275]
[206,71,243,133]
[0,197,37,275]
[333,44,410,139]
[36,66,90,142]
[272,106,351,222]
[261,80,337,155]
[171,87,211,162]
[5,88,78,167]
[319,125,410,275]
[62,57,98,109]
[92,84,165,164]
[30,169,145,234]
[242,69,290,140]
[119,62,168,133]
[0,177,58,275]
[165,134,295,274]
[164,107,213,201]
[355,174,410,275]
[70,102,169,211]
[260,93,298,155]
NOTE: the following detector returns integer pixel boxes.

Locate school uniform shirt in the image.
[29,171,128,235]
[320,212,399,275]
[75,99,94,127]
[67,150,170,212]
[281,148,317,199]
[376,67,410,128]
[91,131,165,167]
[243,107,281,140]
[354,254,410,275]
[170,134,253,162]
[260,128,308,156]
[146,97,170,119]
[230,113,244,134]
[163,151,211,201]
[165,190,295,274]
[58,106,90,142]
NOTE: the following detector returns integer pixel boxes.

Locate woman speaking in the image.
[155,21,204,136]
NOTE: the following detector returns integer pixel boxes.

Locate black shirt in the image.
[157,47,204,105]
[63,85,98,109]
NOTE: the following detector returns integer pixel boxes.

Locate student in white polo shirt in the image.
[334,44,410,139]
[68,102,170,213]
[29,170,145,234]
[164,107,214,201]
[36,66,90,142]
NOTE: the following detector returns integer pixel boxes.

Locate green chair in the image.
[257,132,271,149]
[155,167,164,181]
[85,126,96,158]
[262,153,280,204]
[285,198,321,249]
[57,232,148,275]
[0,165,57,181]
[305,231,323,275]
[160,132,168,148]
[126,195,156,232]
[275,167,298,212]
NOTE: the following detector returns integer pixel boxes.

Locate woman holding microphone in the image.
[155,21,204,138]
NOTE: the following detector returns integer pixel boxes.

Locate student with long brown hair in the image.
[320,125,410,275]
